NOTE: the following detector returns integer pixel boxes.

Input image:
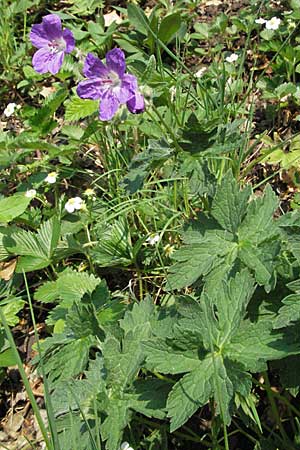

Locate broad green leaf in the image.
[215,270,255,346]
[4,217,61,272]
[144,339,201,374]
[167,356,214,431]
[167,230,235,290]
[238,185,279,244]
[239,245,272,286]
[225,319,300,372]
[211,170,251,234]
[127,3,149,35]
[34,269,102,304]
[52,354,106,416]
[37,216,60,258]
[65,96,99,121]
[168,179,280,289]
[66,302,105,339]
[0,193,31,223]
[92,217,133,267]
[122,139,172,194]
[101,401,130,450]
[37,335,94,386]
[273,294,300,329]
[127,378,170,419]
[0,348,17,367]
[0,298,25,326]
[158,13,181,44]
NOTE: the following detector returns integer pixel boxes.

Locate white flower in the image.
[120,443,134,450]
[265,17,281,30]
[84,188,96,197]
[255,18,266,24]
[65,197,84,213]
[3,103,20,117]
[164,244,175,257]
[195,67,207,78]
[45,172,58,184]
[146,234,160,246]
[225,53,239,63]
[25,189,37,198]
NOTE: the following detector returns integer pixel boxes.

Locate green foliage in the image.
[168,171,280,290]
[0,193,31,223]
[3,216,61,272]
[65,96,99,121]
[3,2,300,449]
[144,270,300,431]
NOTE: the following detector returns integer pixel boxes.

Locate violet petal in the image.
[42,14,63,40]
[62,28,75,53]
[32,48,53,74]
[83,53,109,78]
[127,92,145,114]
[77,78,107,100]
[113,85,133,104]
[30,24,49,49]
[122,74,138,94]
[48,51,65,75]
[106,48,126,78]
[100,91,120,120]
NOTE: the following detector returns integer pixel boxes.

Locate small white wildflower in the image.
[84,188,96,197]
[195,67,207,78]
[65,197,84,213]
[164,244,175,257]
[265,17,281,30]
[120,443,134,450]
[3,103,20,117]
[225,53,239,63]
[146,234,160,246]
[45,172,58,184]
[25,189,37,198]
[255,18,266,24]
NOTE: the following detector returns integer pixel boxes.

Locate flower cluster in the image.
[30,14,145,121]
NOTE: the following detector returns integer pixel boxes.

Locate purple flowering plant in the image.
[77,49,145,121]
[30,14,75,75]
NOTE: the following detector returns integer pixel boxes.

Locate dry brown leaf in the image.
[0,259,17,281]
[104,11,122,27]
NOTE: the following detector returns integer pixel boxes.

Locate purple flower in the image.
[30,14,75,75]
[77,49,145,121]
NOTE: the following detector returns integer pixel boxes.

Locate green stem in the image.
[23,271,60,450]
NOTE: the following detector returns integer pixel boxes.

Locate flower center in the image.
[101,71,121,88]
[48,38,66,54]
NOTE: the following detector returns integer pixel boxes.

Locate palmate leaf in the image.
[168,172,280,290]
[97,298,170,450]
[37,334,95,386]
[144,270,300,431]
[224,318,300,372]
